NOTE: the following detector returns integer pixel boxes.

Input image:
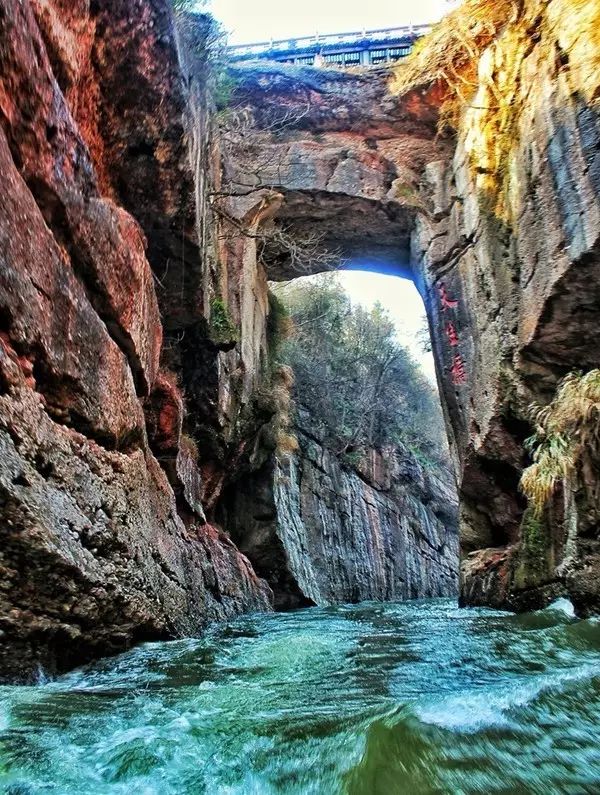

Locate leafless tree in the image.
[212,105,344,276]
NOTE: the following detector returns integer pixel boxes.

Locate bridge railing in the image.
[229,24,431,59]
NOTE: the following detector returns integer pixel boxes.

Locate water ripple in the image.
[1,598,599,793]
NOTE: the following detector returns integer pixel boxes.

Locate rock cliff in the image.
[409,0,600,614]
[220,410,458,609]
[1,0,598,680]
[219,0,600,615]
[0,0,271,682]
[0,0,458,681]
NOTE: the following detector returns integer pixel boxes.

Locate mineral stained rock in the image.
[0,0,271,682]
[220,411,458,610]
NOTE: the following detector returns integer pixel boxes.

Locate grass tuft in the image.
[390,0,518,126]
[521,370,600,515]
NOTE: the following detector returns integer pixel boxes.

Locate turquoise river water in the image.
[1,598,600,793]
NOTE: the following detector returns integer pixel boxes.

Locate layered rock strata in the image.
[411,0,600,613]
[221,411,459,609]
[0,0,271,682]
[0,0,455,681]
[3,0,596,681]
[222,1,600,614]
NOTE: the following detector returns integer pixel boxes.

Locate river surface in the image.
[1,598,600,794]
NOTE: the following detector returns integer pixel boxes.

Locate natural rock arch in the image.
[218,56,600,615]
[219,63,445,281]
[1,0,599,683]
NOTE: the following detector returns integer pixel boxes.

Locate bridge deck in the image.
[229,24,430,68]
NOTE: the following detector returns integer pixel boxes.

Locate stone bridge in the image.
[222,56,600,613]
[229,25,430,68]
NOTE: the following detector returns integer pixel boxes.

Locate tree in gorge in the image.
[273,274,449,468]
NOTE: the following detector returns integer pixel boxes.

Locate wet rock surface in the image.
[0,0,271,681]
[2,0,598,680]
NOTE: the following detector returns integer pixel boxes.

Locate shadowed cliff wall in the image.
[0,0,272,683]
[221,409,458,609]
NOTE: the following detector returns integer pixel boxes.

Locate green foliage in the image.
[341,450,363,469]
[275,274,448,464]
[170,1,237,111]
[267,290,294,369]
[521,510,544,552]
[512,507,552,590]
[213,69,238,111]
[209,297,238,348]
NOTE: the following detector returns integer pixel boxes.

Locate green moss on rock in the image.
[512,508,554,591]
[209,297,238,350]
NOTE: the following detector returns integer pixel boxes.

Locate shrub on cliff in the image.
[521,369,600,516]
[392,0,600,215]
[274,274,448,466]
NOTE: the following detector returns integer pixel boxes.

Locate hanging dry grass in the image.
[390,0,520,126]
[521,370,600,516]
[391,0,600,218]
[254,364,299,460]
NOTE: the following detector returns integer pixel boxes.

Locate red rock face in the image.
[0,0,271,682]
[2,0,597,682]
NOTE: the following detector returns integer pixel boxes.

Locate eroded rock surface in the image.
[221,411,458,609]
[222,1,600,615]
[411,0,600,613]
[3,0,596,681]
[0,0,271,682]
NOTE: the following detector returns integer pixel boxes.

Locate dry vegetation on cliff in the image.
[390,0,519,126]
[392,0,600,214]
[521,370,600,515]
[393,0,600,114]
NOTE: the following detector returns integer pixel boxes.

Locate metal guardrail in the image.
[229,24,431,58]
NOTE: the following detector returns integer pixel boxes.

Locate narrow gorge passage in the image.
[1,0,600,791]
[218,269,459,609]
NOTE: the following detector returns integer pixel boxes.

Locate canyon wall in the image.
[221,409,458,609]
[0,0,459,680]
[1,0,598,680]
[224,0,600,615]
[411,0,600,613]
[0,0,272,682]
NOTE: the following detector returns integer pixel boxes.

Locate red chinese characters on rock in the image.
[450,354,467,385]
[437,283,467,386]
[445,321,459,347]
[439,284,459,312]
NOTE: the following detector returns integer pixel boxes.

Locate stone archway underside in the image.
[222,63,448,281]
